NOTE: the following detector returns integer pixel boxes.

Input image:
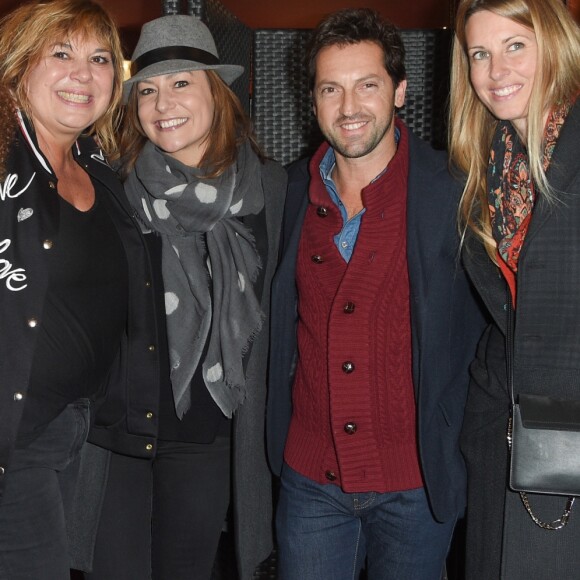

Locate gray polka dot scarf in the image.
[125,140,265,418]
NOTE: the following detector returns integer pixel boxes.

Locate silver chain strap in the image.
[507,417,575,530]
[519,493,575,530]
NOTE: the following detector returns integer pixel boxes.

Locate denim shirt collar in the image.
[318,126,401,192]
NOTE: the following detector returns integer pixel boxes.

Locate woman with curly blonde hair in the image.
[0,2,161,578]
[449,0,580,577]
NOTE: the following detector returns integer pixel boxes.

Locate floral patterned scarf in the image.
[488,102,571,272]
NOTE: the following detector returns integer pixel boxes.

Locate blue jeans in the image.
[0,399,90,580]
[276,464,456,580]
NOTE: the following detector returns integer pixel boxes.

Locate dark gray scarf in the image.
[125,140,265,418]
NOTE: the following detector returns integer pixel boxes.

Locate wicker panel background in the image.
[252,30,321,167]
[253,29,452,166]
[162,0,252,113]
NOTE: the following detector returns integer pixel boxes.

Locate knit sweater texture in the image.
[284,125,424,492]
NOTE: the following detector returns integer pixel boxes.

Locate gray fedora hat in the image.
[123,15,244,101]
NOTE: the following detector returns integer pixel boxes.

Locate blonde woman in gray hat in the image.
[85,14,286,580]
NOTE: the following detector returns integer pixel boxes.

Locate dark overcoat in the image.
[267,127,487,524]
[231,160,286,578]
[461,101,580,579]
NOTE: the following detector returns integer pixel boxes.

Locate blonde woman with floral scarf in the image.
[449,0,580,578]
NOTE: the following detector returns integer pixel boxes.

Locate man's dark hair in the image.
[306,8,406,91]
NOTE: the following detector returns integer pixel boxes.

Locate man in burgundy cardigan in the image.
[266,8,486,580]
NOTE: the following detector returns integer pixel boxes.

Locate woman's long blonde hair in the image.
[0,0,124,158]
[448,0,580,260]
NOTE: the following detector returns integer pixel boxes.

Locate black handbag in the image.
[506,294,578,530]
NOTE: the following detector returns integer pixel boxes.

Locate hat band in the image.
[131,46,220,77]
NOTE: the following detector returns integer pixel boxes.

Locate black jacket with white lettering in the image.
[0,113,161,498]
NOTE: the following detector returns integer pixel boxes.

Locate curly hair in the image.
[0,0,124,160]
[305,8,406,91]
[0,83,17,180]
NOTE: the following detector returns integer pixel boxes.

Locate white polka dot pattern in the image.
[165,291,179,315]
[230,199,243,214]
[195,182,218,204]
[165,184,187,196]
[206,362,223,382]
[153,199,170,219]
[124,140,267,418]
[141,198,152,222]
[170,349,181,370]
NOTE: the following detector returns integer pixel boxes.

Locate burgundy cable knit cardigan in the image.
[284,128,424,493]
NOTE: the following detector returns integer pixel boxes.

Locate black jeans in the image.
[87,435,231,580]
[0,399,90,580]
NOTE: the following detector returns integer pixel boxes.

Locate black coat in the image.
[267,127,486,523]
[71,159,287,579]
[461,101,580,579]
[0,114,162,497]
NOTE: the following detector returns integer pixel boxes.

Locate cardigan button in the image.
[0,466,4,476]
[13,392,24,401]
[344,422,357,435]
[42,239,53,250]
[316,206,328,217]
[343,302,355,314]
[148,344,156,352]
[311,255,324,264]
[48,181,56,189]
[342,361,355,373]
[145,444,153,451]
[146,412,153,420]
[325,470,337,481]
[27,317,38,328]
[145,281,151,288]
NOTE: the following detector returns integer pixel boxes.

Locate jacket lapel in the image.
[279,166,310,285]
[523,101,580,248]
[406,134,448,357]
[462,235,506,334]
